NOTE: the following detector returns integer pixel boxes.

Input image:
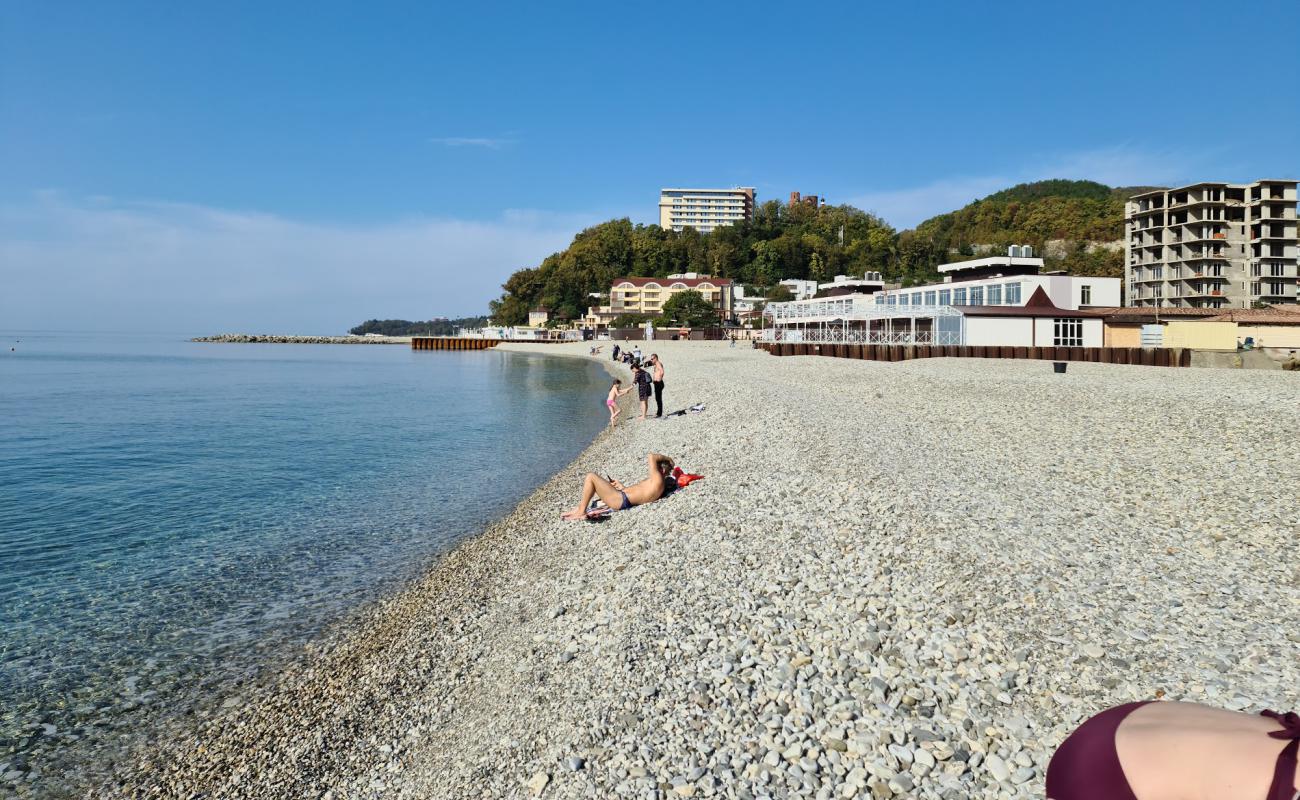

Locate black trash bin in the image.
[1053,362,1067,374]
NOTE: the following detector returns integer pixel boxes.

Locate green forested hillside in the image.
[898,179,1155,280]
[489,202,896,324]
[489,180,1148,324]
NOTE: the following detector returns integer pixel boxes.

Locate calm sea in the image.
[0,332,608,792]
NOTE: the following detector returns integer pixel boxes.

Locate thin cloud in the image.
[428,136,515,149]
[0,193,598,334]
[847,145,1218,229]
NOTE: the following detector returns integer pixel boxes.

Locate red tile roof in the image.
[1202,308,1300,324]
[1090,306,1223,318]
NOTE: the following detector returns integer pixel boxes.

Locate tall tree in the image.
[660,290,719,327]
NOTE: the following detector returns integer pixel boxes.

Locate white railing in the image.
[759,328,962,345]
[763,300,965,324]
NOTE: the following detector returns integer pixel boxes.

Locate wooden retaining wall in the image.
[752,342,1192,367]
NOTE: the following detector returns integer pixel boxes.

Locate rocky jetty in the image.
[191,334,410,344]
[85,342,1297,800]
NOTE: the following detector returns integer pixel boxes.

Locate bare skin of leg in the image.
[638,399,648,420]
[608,405,620,426]
[561,473,624,520]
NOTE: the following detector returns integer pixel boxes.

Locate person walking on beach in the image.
[649,354,665,417]
[561,452,677,520]
[612,343,620,362]
[632,362,652,420]
[604,379,631,427]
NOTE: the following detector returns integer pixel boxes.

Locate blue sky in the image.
[2,1,1297,332]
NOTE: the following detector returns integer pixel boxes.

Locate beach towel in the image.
[670,466,705,488]
[662,403,705,418]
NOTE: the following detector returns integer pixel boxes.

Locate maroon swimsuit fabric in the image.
[1261,710,1300,800]
[1046,703,1300,800]
[1046,700,1150,800]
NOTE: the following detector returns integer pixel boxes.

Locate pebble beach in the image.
[92,341,1299,799]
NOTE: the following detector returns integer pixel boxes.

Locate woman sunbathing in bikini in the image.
[561,452,676,520]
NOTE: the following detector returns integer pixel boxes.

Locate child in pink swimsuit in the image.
[605,379,630,426]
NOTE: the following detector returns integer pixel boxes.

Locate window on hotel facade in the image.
[938,289,952,305]
[988,285,1002,304]
[1005,283,1021,305]
[969,286,984,305]
[953,288,967,305]
[924,291,936,305]
[1053,318,1083,347]
[1080,285,1092,305]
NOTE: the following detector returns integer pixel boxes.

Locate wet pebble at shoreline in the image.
[74,342,1297,799]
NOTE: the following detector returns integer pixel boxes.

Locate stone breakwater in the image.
[90,342,1297,800]
[192,334,411,344]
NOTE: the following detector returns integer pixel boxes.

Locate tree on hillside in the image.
[610,313,655,328]
[808,251,829,283]
[765,285,795,302]
[661,290,719,327]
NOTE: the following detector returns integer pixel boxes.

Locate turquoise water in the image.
[0,332,608,791]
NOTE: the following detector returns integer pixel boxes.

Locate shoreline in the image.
[3,345,614,799]
[92,343,1298,798]
[93,343,641,798]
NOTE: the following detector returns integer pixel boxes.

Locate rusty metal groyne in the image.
[754,342,1192,367]
[410,337,569,351]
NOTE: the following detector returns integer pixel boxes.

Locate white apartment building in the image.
[763,252,1120,348]
[1126,180,1298,309]
[777,279,820,300]
[659,187,755,233]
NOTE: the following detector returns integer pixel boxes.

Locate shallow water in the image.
[0,332,608,791]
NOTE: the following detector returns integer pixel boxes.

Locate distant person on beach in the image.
[632,362,652,420]
[604,379,631,426]
[649,354,665,417]
[612,344,620,361]
[561,452,677,520]
[1046,700,1300,800]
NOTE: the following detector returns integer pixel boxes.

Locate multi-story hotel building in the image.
[1125,180,1298,309]
[658,188,755,233]
[607,273,734,322]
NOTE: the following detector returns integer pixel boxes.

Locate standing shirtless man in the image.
[561,453,677,520]
[650,354,665,417]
